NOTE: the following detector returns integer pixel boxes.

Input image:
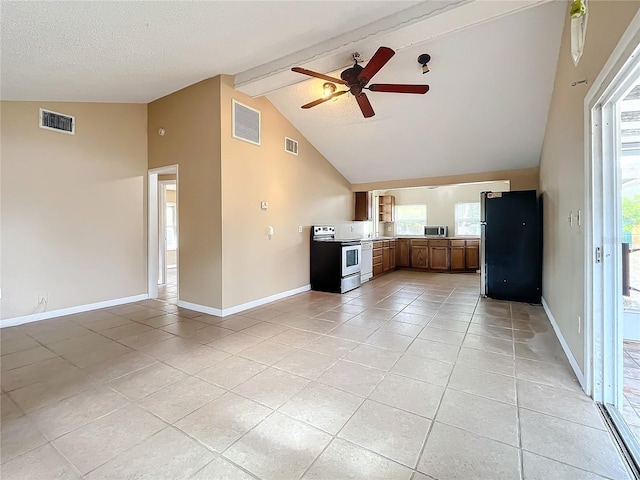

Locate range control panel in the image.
[312,225,335,236]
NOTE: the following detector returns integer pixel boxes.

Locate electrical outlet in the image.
[577,315,582,333]
[37,292,48,305]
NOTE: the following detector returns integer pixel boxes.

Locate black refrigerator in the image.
[480,190,542,303]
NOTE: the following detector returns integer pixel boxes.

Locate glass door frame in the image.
[587,10,640,459]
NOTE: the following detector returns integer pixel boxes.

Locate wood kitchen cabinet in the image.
[389,240,396,270]
[429,240,450,270]
[410,240,429,269]
[378,195,395,222]
[450,240,466,271]
[382,245,390,271]
[376,237,480,276]
[396,239,410,267]
[354,192,372,221]
[373,241,383,276]
[465,240,480,270]
[373,239,396,277]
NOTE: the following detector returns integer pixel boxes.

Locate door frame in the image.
[157,180,177,286]
[586,11,640,405]
[148,165,178,300]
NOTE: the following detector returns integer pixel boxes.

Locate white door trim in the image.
[148,165,178,300]
[585,10,640,404]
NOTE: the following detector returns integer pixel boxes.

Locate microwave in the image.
[424,225,448,237]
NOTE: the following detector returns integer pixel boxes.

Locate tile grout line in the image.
[7,272,608,479]
[411,283,476,477]
[511,301,526,480]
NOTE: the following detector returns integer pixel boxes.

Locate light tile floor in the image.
[622,340,640,445]
[0,271,631,479]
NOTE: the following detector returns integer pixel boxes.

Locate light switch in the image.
[261,201,268,211]
[298,225,303,233]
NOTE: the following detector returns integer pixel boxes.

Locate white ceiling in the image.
[1,1,566,185]
[266,2,566,184]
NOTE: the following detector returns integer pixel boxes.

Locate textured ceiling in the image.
[0,0,419,102]
[266,2,565,184]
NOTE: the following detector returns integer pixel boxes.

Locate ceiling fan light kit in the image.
[322,82,336,97]
[292,46,430,118]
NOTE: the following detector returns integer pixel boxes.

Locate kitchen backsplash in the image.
[334,221,374,239]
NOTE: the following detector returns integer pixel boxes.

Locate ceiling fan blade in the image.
[356,92,375,118]
[357,46,395,84]
[292,67,348,85]
[301,90,348,109]
[368,84,430,94]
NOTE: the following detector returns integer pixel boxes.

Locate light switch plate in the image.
[298,225,303,233]
[261,201,268,210]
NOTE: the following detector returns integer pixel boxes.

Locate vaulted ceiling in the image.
[1,1,566,184]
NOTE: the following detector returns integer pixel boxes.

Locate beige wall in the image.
[148,75,352,310]
[539,1,639,372]
[148,77,223,309]
[219,75,352,308]
[353,167,538,192]
[381,180,510,236]
[1,101,147,319]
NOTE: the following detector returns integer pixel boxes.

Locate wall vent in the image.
[232,100,260,146]
[39,108,75,134]
[285,137,298,155]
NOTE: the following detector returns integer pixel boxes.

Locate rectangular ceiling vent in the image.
[39,108,75,135]
[232,100,260,146]
[285,137,298,155]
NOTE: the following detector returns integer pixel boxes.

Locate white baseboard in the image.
[178,284,311,318]
[541,296,586,392]
[1,294,149,328]
[177,300,223,317]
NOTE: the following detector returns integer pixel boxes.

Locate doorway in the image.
[158,180,178,301]
[588,13,640,465]
[148,165,178,302]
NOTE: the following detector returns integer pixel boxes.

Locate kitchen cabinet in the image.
[373,241,383,276]
[429,240,450,270]
[377,237,480,274]
[465,240,480,270]
[389,240,396,270]
[354,192,372,221]
[373,239,396,277]
[450,240,466,271]
[378,195,395,222]
[396,239,410,267]
[382,245,390,271]
[410,240,429,269]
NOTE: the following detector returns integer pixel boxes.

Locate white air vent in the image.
[39,108,75,135]
[232,100,260,146]
[285,137,298,155]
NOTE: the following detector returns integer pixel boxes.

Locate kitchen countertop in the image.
[372,236,480,240]
[336,236,480,242]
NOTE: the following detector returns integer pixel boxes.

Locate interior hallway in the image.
[0,271,630,479]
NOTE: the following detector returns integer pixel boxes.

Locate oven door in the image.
[341,244,361,277]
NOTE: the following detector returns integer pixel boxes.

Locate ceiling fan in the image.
[291,46,429,118]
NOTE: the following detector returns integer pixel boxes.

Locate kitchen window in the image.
[455,202,481,236]
[395,204,427,235]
